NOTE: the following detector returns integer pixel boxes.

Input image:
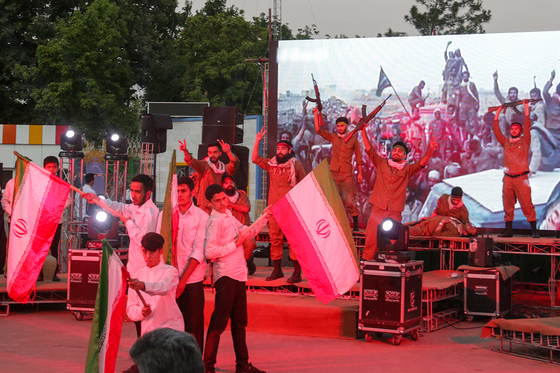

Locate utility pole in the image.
[272,0,282,41]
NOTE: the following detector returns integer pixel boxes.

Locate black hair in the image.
[141,232,165,252]
[85,173,95,184]
[335,117,349,125]
[392,141,409,155]
[221,174,235,185]
[177,176,195,191]
[130,328,204,373]
[205,184,224,202]
[207,142,222,152]
[131,174,154,192]
[530,87,542,98]
[43,156,59,167]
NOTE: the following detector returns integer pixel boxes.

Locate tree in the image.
[404,0,491,35]
[0,0,88,123]
[377,28,408,38]
[25,0,138,141]
[176,0,269,115]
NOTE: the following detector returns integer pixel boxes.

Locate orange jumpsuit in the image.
[492,113,536,223]
[363,148,423,261]
[186,157,239,215]
[316,127,363,216]
[228,192,256,260]
[253,156,306,260]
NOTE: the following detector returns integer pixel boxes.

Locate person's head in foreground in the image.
[130,328,204,373]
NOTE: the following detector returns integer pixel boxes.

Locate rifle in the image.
[305,74,322,113]
[343,94,392,143]
[488,98,542,113]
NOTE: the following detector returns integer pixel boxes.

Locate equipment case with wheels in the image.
[66,248,127,320]
[358,260,423,345]
[463,266,513,318]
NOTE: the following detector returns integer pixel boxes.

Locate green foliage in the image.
[177,0,269,115]
[0,0,88,123]
[27,0,138,142]
[377,28,408,38]
[404,0,491,35]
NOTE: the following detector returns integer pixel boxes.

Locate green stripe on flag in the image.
[84,240,113,373]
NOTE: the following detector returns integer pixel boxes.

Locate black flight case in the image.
[358,260,423,345]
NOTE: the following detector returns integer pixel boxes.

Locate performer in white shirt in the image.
[165,176,208,352]
[84,174,160,278]
[74,173,96,219]
[127,232,184,334]
[126,232,184,373]
[203,184,268,373]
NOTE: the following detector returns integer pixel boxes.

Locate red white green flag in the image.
[7,152,71,303]
[85,240,128,373]
[271,160,359,304]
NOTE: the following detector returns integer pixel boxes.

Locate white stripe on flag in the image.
[286,174,359,296]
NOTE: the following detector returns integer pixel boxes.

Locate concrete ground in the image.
[1,303,558,373]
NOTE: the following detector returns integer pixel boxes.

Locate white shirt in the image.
[105,198,160,277]
[175,204,209,284]
[204,209,248,283]
[1,179,14,217]
[74,184,96,219]
[126,261,184,336]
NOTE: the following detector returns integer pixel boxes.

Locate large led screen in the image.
[277,31,560,230]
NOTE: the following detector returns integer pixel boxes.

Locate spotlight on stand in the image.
[87,208,119,248]
[375,218,410,263]
[105,133,129,161]
[60,129,85,158]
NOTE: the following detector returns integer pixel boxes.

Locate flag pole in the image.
[13,151,128,221]
[382,69,415,122]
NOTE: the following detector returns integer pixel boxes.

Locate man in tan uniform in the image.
[361,130,438,261]
[492,100,539,238]
[179,139,239,215]
[408,186,476,237]
[430,186,470,225]
[252,128,306,282]
[314,108,363,231]
[222,173,257,275]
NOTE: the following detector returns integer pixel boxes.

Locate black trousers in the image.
[203,276,248,372]
[176,280,205,352]
[45,224,61,275]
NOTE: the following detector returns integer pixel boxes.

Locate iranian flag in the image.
[271,160,359,304]
[85,240,128,373]
[7,152,71,303]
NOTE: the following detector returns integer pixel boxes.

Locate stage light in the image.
[382,219,394,233]
[60,129,84,152]
[88,209,118,242]
[95,211,108,222]
[377,217,409,253]
[106,132,128,155]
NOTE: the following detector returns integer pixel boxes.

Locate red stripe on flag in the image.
[272,197,338,304]
[103,267,128,373]
[9,174,69,303]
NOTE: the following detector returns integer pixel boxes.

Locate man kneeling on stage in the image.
[407,187,476,237]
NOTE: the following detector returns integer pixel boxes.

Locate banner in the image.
[85,240,128,373]
[271,160,359,304]
[7,153,70,303]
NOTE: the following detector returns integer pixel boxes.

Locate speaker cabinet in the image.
[202,107,244,145]
[468,237,493,267]
[141,114,173,154]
